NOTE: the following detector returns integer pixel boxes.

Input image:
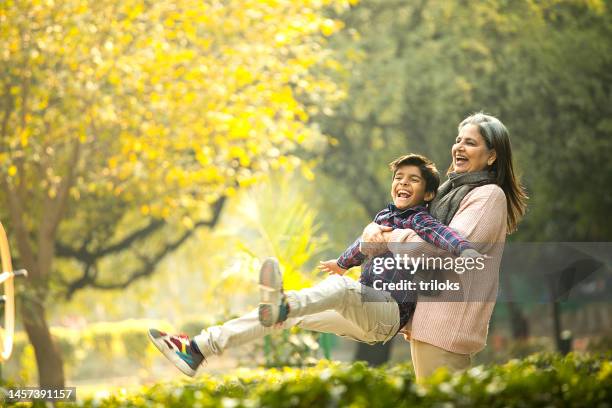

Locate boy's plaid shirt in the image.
[336,204,473,331]
[337,204,472,270]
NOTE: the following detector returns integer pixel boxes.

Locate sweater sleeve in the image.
[387,184,507,256]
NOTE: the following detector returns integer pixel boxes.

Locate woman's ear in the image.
[487,149,497,166]
[424,191,435,203]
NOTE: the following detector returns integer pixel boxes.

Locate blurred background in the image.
[1,0,611,397]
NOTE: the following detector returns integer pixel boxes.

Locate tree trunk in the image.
[354,341,393,366]
[507,302,530,339]
[501,252,530,339]
[21,300,65,387]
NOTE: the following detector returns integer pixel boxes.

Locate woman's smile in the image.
[453,154,469,169]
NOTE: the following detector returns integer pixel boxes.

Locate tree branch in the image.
[56,218,166,260]
[63,196,226,297]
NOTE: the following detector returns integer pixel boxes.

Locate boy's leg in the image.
[193,308,277,356]
[194,274,401,356]
[152,286,399,376]
[259,257,400,341]
[151,259,400,375]
[284,274,401,343]
[193,308,379,358]
[150,302,396,377]
[294,310,385,344]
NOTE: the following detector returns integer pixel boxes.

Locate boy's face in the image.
[391,165,434,209]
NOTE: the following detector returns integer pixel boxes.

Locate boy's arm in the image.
[403,211,473,256]
[339,208,391,266]
[336,238,367,269]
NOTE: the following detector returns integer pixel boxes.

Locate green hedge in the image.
[7,318,611,383]
[11,352,610,407]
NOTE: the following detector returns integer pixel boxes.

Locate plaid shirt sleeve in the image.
[396,211,473,256]
[337,208,390,269]
[336,237,366,269]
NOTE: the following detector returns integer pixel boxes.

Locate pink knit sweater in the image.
[387,184,507,354]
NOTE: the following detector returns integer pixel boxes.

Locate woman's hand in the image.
[361,223,393,243]
[318,259,345,275]
[381,229,394,242]
[360,223,393,256]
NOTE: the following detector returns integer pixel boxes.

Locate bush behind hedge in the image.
[5,319,174,382]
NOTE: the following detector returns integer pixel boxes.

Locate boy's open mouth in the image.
[396,189,411,199]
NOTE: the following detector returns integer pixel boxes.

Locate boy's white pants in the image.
[194,275,401,356]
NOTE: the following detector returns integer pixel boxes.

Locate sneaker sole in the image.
[258,257,282,327]
[148,329,197,377]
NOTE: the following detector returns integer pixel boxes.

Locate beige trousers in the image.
[410,338,471,383]
[194,275,401,356]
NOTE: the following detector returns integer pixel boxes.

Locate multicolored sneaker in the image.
[148,329,204,377]
[258,257,290,327]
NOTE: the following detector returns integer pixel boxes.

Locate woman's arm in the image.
[387,185,507,257]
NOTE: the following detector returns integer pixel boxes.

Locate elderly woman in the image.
[362,112,527,382]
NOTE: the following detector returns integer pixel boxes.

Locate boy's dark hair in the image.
[388,154,440,198]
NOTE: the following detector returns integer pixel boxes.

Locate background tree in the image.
[0,0,349,387]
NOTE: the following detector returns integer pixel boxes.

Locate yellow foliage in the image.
[0,1,348,338]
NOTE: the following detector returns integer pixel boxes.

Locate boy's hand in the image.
[318,259,346,275]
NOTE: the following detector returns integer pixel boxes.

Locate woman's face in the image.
[451,124,496,173]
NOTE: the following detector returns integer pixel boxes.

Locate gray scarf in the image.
[429,170,497,225]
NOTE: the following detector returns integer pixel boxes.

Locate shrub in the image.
[245,327,321,368]
[13,352,606,408]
